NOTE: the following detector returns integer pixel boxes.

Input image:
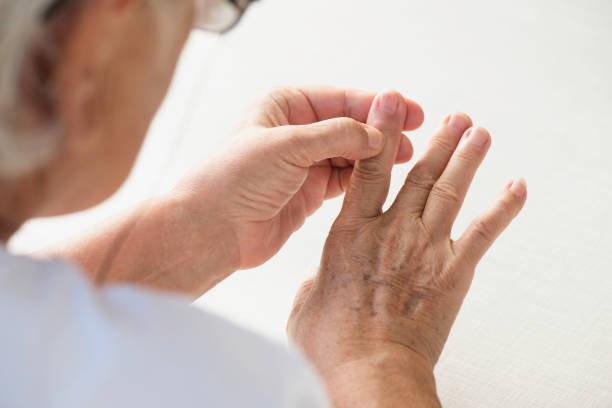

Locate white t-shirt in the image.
[0,247,330,408]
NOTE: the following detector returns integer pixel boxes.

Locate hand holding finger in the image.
[279,117,386,167]
[288,109,528,400]
[248,86,424,130]
[340,91,407,219]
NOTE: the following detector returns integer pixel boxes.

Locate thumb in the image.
[340,91,407,219]
[278,117,385,167]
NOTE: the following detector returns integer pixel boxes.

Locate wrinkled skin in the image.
[287,92,526,407]
[174,87,424,271]
[1,0,527,404]
[56,86,425,296]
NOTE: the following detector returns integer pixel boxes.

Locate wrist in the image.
[152,191,241,294]
[322,345,441,408]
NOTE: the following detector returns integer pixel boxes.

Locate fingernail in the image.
[367,128,384,148]
[377,92,399,114]
[508,178,527,198]
[448,112,470,131]
[467,127,489,147]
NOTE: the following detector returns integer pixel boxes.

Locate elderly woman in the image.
[0,0,527,407]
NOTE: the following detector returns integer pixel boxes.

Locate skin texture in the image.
[175,87,424,270]
[0,0,527,406]
[51,87,425,295]
[287,93,527,407]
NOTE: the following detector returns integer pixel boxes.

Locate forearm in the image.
[41,191,240,297]
[323,348,441,408]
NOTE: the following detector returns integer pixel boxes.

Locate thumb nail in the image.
[376,92,399,115]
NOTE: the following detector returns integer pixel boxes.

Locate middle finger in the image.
[422,126,491,236]
[391,112,472,214]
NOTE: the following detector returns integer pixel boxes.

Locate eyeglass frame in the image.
[42,0,258,33]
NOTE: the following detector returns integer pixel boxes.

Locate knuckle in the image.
[330,216,360,235]
[335,117,361,135]
[405,166,437,192]
[274,128,317,167]
[416,217,435,242]
[265,86,292,99]
[471,218,496,243]
[453,149,478,166]
[430,180,461,205]
[354,159,387,181]
[429,135,456,155]
[251,87,294,126]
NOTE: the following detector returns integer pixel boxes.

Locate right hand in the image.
[287,91,527,406]
[173,87,422,273]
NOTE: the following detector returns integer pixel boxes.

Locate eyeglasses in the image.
[43,0,258,34]
[195,0,258,33]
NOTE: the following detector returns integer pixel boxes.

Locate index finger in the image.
[252,86,425,131]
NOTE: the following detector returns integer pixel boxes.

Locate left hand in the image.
[286,105,526,407]
[173,87,424,270]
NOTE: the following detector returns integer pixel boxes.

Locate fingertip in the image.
[463,126,491,149]
[377,90,406,117]
[395,133,414,164]
[342,91,408,220]
[507,178,528,200]
[445,112,473,132]
[367,91,407,133]
[403,98,425,130]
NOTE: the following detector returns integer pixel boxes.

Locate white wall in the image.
[9,0,612,406]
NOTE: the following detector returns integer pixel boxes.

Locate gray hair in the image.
[0,0,62,177]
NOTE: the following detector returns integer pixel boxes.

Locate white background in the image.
[9,0,612,406]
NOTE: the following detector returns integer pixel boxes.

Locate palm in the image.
[231,160,346,269]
